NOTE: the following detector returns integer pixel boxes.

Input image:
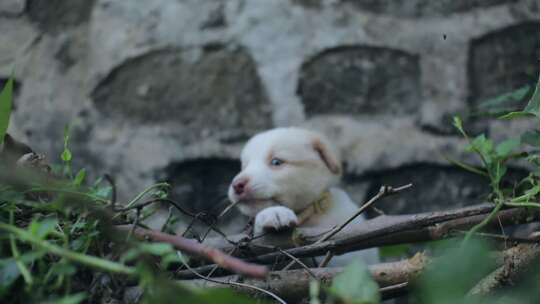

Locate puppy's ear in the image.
[312,137,342,175]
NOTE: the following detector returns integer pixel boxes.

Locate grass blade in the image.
[0,77,13,146]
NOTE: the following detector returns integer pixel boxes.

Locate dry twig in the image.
[178,253,287,304]
[318,183,413,243]
[252,244,317,279]
[116,225,268,278]
[380,282,409,301]
[177,204,540,278]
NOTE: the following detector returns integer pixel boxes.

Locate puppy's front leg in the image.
[254,206,298,235]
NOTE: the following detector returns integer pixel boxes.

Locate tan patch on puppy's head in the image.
[312,137,342,176]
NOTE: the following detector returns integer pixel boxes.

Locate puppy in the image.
[228,127,378,265]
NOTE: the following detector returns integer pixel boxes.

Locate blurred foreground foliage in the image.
[0,78,259,303]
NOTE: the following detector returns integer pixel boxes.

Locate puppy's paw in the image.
[254,206,298,235]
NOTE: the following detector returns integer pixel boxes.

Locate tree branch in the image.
[183,253,428,303]
[468,244,540,296]
[182,243,540,302]
[202,203,497,256]
[176,204,540,278]
[115,225,268,279]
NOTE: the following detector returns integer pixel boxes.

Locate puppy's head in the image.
[228,127,342,217]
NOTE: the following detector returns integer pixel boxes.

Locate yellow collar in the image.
[297,191,333,225]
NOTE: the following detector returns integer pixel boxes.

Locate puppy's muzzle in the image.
[232,177,249,196]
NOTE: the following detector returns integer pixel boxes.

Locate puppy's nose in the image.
[233,178,248,196]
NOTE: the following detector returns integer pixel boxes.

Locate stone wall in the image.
[1,0,540,233]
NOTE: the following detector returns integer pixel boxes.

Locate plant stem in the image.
[9,212,33,285]
[462,198,505,247]
[124,182,170,209]
[0,222,136,276]
[25,187,109,203]
[505,202,540,209]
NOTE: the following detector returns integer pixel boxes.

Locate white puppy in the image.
[228,127,378,265]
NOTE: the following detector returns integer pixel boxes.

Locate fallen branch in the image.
[468,244,540,296]
[176,204,540,278]
[182,243,540,302]
[202,203,497,256]
[115,225,268,279]
[183,253,428,303]
[250,205,540,264]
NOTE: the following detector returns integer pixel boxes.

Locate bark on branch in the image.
[203,203,496,254]
[468,244,540,296]
[181,244,540,302]
[183,253,429,303]
[176,204,540,278]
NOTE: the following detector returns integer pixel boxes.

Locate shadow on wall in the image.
[159,158,248,237]
[343,163,528,218]
[316,0,520,17]
[468,21,540,107]
[26,0,96,33]
[298,46,421,118]
[91,46,272,141]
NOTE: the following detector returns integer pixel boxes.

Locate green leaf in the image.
[70,237,88,252]
[414,239,495,304]
[47,262,77,277]
[310,280,322,304]
[42,293,86,304]
[329,261,380,304]
[191,287,259,304]
[523,74,540,120]
[500,75,540,120]
[478,85,530,112]
[453,116,466,138]
[90,185,112,199]
[0,77,13,146]
[121,243,174,263]
[511,180,540,204]
[139,243,174,256]
[138,273,257,304]
[468,134,494,164]
[29,218,58,239]
[491,161,507,185]
[73,168,86,186]
[160,252,182,269]
[153,189,169,199]
[120,248,141,263]
[0,260,20,296]
[521,130,540,147]
[61,149,72,162]
[495,138,521,157]
[524,184,540,198]
[61,125,72,162]
[0,189,25,204]
[379,244,410,258]
[16,250,47,264]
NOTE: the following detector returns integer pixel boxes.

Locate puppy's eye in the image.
[270,158,284,167]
